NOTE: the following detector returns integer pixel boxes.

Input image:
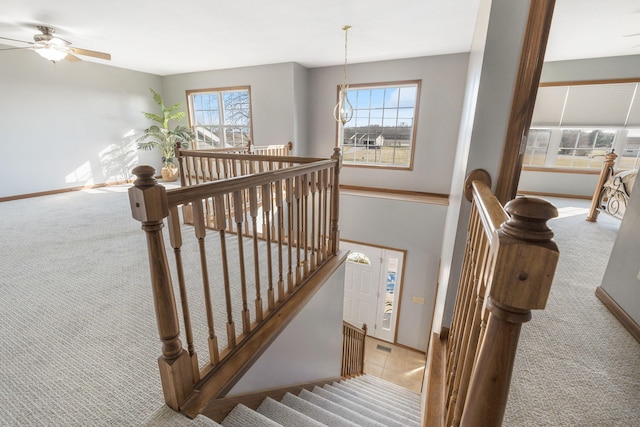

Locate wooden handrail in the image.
[425,169,559,427]
[586,150,618,222]
[129,150,343,417]
[341,321,367,378]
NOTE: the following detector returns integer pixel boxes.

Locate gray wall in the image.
[307,54,469,350]
[229,262,345,395]
[161,62,300,154]
[308,54,469,193]
[600,180,640,324]
[434,0,532,332]
[0,45,160,198]
[518,55,640,197]
[3,48,471,352]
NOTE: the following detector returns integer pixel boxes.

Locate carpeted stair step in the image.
[322,383,421,425]
[331,381,421,419]
[256,397,325,427]
[334,381,417,413]
[140,405,223,427]
[311,385,415,427]
[222,404,281,427]
[343,375,421,407]
[352,374,422,403]
[297,388,387,427]
[280,391,359,426]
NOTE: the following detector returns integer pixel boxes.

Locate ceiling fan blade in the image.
[69,47,111,61]
[65,52,81,62]
[623,33,640,38]
[0,46,34,52]
[0,35,34,45]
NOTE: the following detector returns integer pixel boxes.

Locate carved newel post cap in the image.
[502,197,558,241]
[132,165,158,188]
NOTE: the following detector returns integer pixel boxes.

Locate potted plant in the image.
[136,88,194,181]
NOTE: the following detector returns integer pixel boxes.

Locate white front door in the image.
[342,243,381,332]
[341,241,404,343]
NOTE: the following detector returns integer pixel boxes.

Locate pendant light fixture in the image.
[334,25,353,125]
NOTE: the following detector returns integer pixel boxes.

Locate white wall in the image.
[339,194,447,352]
[308,54,469,193]
[0,46,160,198]
[228,262,345,395]
[161,62,299,152]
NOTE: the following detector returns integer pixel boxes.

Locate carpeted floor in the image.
[0,188,638,426]
[504,197,640,426]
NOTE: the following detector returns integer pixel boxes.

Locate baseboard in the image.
[595,286,640,344]
[200,376,341,423]
[0,180,133,203]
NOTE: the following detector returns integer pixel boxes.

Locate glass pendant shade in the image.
[35,47,67,62]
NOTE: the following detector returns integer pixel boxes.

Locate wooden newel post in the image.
[586,150,617,222]
[460,197,559,427]
[330,147,342,254]
[128,165,194,410]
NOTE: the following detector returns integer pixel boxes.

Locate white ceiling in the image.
[0,0,639,76]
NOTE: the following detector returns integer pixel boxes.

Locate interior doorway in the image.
[340,240,405,344]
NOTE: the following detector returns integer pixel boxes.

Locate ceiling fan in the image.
[0,26,111,63]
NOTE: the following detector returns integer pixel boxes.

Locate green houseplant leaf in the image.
[136,89,194,167]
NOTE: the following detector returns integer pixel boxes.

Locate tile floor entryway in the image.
[363,337,426,393]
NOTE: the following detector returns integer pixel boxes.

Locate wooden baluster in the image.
[249,186,264,322]
[448,218,491,426]
[232,191,251,336]
[586,150,617,222]
[329,148,342,254]
[460,197,559,427]
[301,174,310,277]
[309,171,317,271]
[128,166,194,409]
[360,324,367,375]
[319,168,328,262]
[167,205,200,381]
[295,175,303,285]
[191,198,221,364]
[286,177,294,293]
[446,205,483,414]
[275,180,285,302]
[263,183,275,311]
[212,194,236,349]
[176,145,187,187]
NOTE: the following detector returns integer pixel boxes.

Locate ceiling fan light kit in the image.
[35,46,67,62]
[0,25,111,64]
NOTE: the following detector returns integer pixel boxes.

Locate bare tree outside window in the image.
[187,87,253,149]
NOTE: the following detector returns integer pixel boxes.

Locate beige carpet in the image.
[1,188,638,425]
[504,197,640,426]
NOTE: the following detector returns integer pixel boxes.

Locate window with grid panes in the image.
[187,87,252,149]
[340,81,420,169]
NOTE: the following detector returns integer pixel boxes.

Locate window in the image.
[187,87,252,149]
[339,81,420,169]
[346,252,371,265]
[523,127,639,170]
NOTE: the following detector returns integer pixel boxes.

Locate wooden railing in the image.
[176,142,293,187]
[586,150,618,222]
[425,169,559,427]
[341,321,367,378]
[128,148,343,417]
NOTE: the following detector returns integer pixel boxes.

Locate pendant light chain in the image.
[334,25,354,125]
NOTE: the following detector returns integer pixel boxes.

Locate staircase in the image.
[143,375,421,426]
[220,375,421,426]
